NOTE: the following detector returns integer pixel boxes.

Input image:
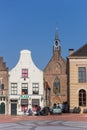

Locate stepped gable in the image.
[0,57,8,71]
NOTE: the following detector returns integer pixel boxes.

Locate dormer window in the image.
[22,69,28,78]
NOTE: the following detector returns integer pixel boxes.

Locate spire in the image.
[55,27,61,45]
[53,27,61,56]
[55,27,59,40]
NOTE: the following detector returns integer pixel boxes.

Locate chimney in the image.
[69,49,74,55]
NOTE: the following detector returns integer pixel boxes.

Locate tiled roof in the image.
[70,43,87,57]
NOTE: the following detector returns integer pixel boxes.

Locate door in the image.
[11,103,17,115]
[0,102,5,114]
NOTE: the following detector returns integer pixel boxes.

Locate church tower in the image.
[53,28,61,57]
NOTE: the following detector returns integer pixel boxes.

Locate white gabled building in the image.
[9,50,44,115]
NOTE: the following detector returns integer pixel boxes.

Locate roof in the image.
[70,43,87,57]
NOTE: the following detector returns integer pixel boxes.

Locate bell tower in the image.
[53,28,61,57]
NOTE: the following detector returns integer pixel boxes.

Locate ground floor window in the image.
[32,99,39,111]
[21,99,28,112]
[79,89,86,106]
[21,105,28,112]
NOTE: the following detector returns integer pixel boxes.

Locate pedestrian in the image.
[36,105,41,116]
[28,108,33,116]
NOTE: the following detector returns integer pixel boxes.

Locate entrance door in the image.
[11,103,17,115]
[0,102,5,114]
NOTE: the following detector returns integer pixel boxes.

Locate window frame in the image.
[32,83,39,95]
[79,89,86,106]
[21,83,28,95]
[53,77,60,95]
[78,67,86,83]
[11,83,17,95]
[22,68,28,78]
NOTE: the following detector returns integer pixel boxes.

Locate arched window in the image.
[53,77,60,95]
[79,89,86,106]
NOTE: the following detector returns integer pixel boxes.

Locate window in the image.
[22,69,28,78]
[79,89,86,106]
[11,83,17,95]
[53,77,60,95]
[78,67,86,83]
[21,105,28,111]
[32,99,39,107]
[32,83,39,95]
[3,97,5,101]
[0,97,2,101]
[0,78,4,90]
[22,83,28,95]
[0,84,4,90]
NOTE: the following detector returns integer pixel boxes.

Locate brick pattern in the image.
[0,114,87,123]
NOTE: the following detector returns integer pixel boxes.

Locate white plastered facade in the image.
[9,50,44,115]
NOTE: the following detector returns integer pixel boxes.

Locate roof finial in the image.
[55,23,60,41]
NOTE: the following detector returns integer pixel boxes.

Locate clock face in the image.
[55,41,58,46]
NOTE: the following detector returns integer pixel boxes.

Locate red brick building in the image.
[0,57,8,114]
[44,29,67,107]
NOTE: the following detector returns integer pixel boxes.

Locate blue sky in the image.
[0,0,87,70]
